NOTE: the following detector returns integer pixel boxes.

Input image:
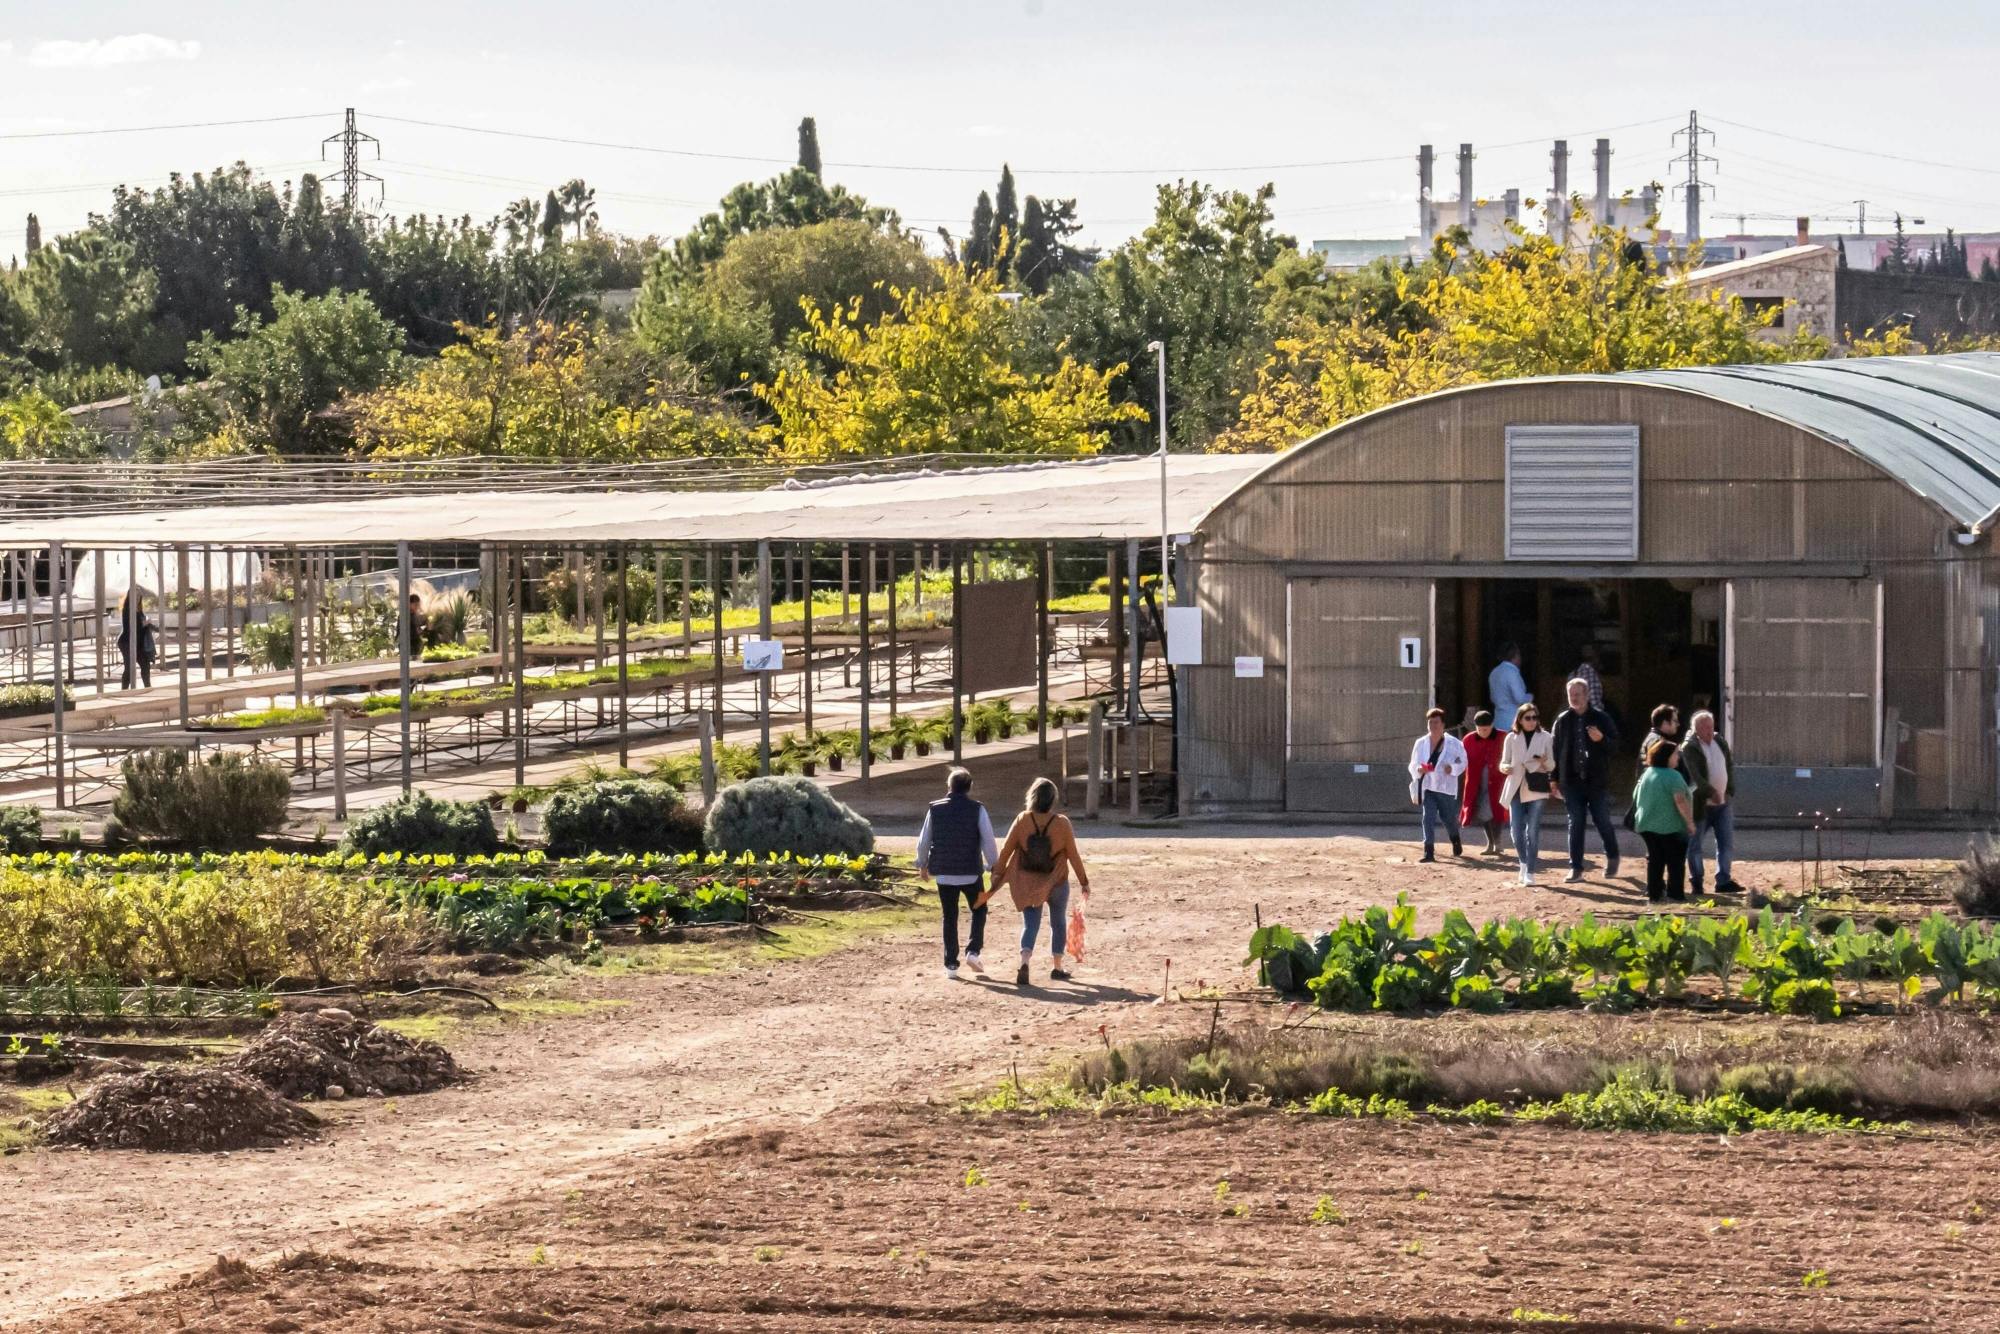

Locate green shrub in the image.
[341,791,499,858]
[543,564,656,623]
[1716,1062,1863,1117]
[112,748,292,848]
[0,806,40,852]
[1769,977,1842,1020]
[0,683,68,720]
[543,779,703,857]
[244,612,295,670]
[703,776,875,858]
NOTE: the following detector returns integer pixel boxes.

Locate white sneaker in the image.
[943,964,959,980]
[964,953,986,975]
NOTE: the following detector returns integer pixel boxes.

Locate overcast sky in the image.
[4,1,1999,262]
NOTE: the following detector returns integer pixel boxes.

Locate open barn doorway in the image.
[1434,577,1724,745]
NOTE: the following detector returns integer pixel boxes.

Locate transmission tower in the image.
[321,107,383,213]
[1669,109,1716,245]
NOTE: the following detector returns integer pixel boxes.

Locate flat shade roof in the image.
[0,455,1269,548]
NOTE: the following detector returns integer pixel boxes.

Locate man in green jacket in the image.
[1679,710,1742,895]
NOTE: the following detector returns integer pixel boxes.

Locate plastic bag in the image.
[1066,900,1087,964]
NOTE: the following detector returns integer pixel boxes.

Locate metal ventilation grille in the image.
[1504,424,1640,561]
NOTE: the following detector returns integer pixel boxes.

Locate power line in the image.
[321,108,383,213]
[1706,115,2000,179]
[1669,109,1716,242]
[364,109,1685,178]
[0,112,336,141]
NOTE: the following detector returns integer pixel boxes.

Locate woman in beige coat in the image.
[985,777,1090,987]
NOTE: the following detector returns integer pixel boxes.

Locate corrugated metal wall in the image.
[1183,381,1991,816]
[1726,578,1878,767]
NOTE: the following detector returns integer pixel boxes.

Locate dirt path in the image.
[0,828,1971,1326]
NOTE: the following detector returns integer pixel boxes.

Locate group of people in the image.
[1413,641,1744,902]
[914,767,1091,987]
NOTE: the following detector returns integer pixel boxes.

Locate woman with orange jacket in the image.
[983,777,1091,988]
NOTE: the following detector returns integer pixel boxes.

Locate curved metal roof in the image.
[1605,351,2000,528]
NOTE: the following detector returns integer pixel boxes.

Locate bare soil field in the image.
[6,825,1990,1331]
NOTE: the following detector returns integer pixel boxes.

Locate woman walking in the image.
[1499,702,1555,886]
[115,590,156,690]
[1631,740,1696,903]
[986,777,1091,987]
[1459,710,1510,854]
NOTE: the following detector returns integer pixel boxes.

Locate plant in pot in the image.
[915,716,946,757]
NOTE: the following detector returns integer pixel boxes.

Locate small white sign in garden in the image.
[742,639,785,672]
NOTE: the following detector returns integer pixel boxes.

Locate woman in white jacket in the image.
[1499,701,1556,887]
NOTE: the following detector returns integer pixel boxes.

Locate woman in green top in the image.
[1630,739,1696,903]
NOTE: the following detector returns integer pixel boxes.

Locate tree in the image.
[1886,214,1913,275]
[1036,180,1297,450]
[17,230,166,370]
[0,389,92,460]
[23,214,40,255]
[346,321,766,461]
[1212,221,1826,453]
[540,190,566,250]
[1982,255,1999,283]
[558,179,598,241]
[753,265,1145,461]
[994,165,1019,259]
[797,117,823,178]
[1012,195,1093,296]
[188,286,403,453]
[964,191,996,272]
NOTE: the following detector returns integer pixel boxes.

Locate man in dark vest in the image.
[916,767,998,979]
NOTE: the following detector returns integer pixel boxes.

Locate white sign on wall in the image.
[1233,655,1264,679]
[1399,636,1423,669]
[742,639,785,672]
[1164,607,1203,665]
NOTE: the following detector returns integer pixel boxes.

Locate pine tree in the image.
[1982,254,1999,283]
[797,117,823,178]
[994,165,1019,267]
[965,190,996,272]
[1887,214,1912,275]
[23,213,41,254]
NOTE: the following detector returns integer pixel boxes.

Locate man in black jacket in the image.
[1550,676,1621,882]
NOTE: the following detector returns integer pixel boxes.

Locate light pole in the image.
[1147,339,1168,595]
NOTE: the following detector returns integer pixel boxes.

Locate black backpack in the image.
[1020,814,1057,875]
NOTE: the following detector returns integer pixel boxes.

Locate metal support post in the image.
[859,543,873,780]
[757,540,772,774]
[397,540,414,795]
[950,544,964,764]
[616,543,630,769]
[48,541,65,810]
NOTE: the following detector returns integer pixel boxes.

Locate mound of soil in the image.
[41,1066,320,1152]
[230,1009,458,1100]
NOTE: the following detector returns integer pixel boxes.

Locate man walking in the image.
[1680,710,1742,895]
[1488,642,1531,730]
[1408,707,1468,862]
[1550,677,1621,881]
[915,767,998,979]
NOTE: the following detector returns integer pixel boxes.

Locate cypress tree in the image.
[1887,214,1912,275]
[966,190,995,272]
[23,213,40,254]
[994,164,1019,265]
[1981,255,1999,283]
[797,117,823,178]
[540,189,565,249]
[1017,195,1050,293]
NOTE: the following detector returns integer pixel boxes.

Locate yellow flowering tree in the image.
[754,267,1145,461]
[346,321,766,460]
[1214,222,1829,453]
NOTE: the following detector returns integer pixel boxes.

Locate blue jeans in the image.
[1510,796,1547,877]
[1420,789,1461,854]
[1020,881,1071,958]
[1564,786,1619,872]
[1689,802,1735,887]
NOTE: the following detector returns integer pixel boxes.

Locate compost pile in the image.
[41,1067,321,1151]
[230,1009,459,1099]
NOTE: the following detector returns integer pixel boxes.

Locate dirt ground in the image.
[6,824,1993,1331]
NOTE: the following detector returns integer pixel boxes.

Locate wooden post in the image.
[756,539,772,775]
[1038,541,1051,759]
[840,543,853,687]
[93,550,107,696]
[1128,538,1142,817]
[397,540,414,795]
[200,547,213,681]
[950,544,964,764]
[48,541,65,810]
[224,547,236,678]
[286,546,301,764]
[680,552,693,653]
[711,544,726,747]
[653,546,665,625]
[176,544,191,726]
[698,710,717,804]
[332,706,349,820]
[616,543,630,769]
[512,548,527,786]
[1109,546,1125,714]
[886,544,898,722]
[1085,701,1103,818]
[859,543,873,780]
[801,542,814,738]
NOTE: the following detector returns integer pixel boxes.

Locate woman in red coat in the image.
[1459,710,1510,854]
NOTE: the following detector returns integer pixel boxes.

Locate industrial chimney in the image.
[1796,216,1810,247]
[1418,144,1436,246]
[1593,138,1612,228]
[1457,143,1474,230]
[1550,139,1570,242]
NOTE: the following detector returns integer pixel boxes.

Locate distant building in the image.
[1676,232,2000,344]
[1308,239,1416,272]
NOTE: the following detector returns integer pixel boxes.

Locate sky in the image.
[4,1,2000,263]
